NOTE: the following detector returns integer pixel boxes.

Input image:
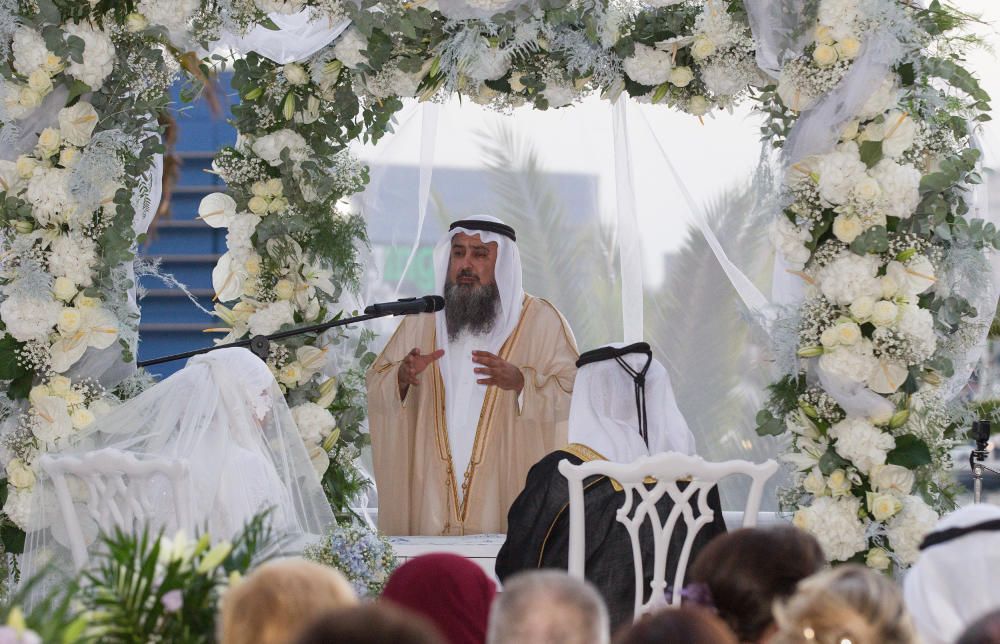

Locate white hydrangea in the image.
[466,47,511,82]
[541,83,577,109]
[816,142,867,206]
[254,0,307,13]
[48,235,98,287]
[818,339,878,384]
[897,304,937,361]
[794,495,867,561]
[248,300,295,336]
[63,23,116,91]
[333,28,368,70]
[769,216,811,269]
[369,67,423,99]
[829,416,895,474]
[816,251,882,305]
[622,43,673,87]
[4,487,40,531]
[858,75,900,121]
[701,63,747,97]
[818,0,862,40]
[137,0,200,32]
[251,129,310,166]
[871,158,920,219]
[886,495,938,565]
[12,28,50,76]
[0,294,61,342]
[694,4,742,49]
[291,402,336,445]
[25,167,74,227]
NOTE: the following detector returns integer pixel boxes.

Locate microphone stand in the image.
[137,310,384,368]
[970,419,999,504]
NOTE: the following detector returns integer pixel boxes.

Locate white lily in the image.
[49,307,119,373]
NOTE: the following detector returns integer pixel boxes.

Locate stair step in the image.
[138,255,220,289]
[140,290,216,324]
[143,220,224,254]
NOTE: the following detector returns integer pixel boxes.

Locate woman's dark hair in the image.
[613,606,738,644]
[294,604,445,644]
[958,608,1000,644]
[687,526,825,642]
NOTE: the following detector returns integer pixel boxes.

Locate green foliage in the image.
[887,435,933,469]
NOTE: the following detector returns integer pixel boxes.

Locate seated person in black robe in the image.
[495,342,727,631]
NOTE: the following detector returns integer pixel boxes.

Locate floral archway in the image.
[0,0,991,574]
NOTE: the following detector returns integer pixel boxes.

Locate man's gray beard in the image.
[444,281,501,341]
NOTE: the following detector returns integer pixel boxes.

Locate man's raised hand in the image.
[397,347,445,399]
[472,350,524,393]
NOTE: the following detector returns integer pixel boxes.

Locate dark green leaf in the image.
[886,435,932,468]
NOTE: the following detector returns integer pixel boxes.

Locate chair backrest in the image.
[558,452,778,618]
[39,449,193,569]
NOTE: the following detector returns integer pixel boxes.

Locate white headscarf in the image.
[903,503,1000,644]
[568,342,695,463]
[432,215,524,490]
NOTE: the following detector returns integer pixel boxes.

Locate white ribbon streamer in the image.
[611,100,645,344]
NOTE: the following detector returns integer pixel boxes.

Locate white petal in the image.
[868,359,909,394]
[212,252,245,303]
[49,335,89,373]
[198,192,237,229]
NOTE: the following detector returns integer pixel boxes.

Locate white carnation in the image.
[251,129,310,166]
[541,83,576,109]
[63,23,116,91]
[817,251,882,305]
[48,235,98,287]
[333,28,368,70]
[466,47,511,82]
[291,402,336,446]
[897,304,937,361]
[816,142,867,206]
[12,28,50,76]
[622,43,672,87]
[871,158,920,219]
[793,496,867,561]
[137,0,200,32]
[701,63,745,97]
[818,339,878,385]
[0,294,61,342]
[829,416,895,474]
[770,216,812,269]
[886,495,937,565]
[247,300,295,336]
[4,487,40,531]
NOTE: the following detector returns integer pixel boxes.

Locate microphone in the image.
[363,295,445,316]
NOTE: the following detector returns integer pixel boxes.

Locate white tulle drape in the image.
[210,9,350,63]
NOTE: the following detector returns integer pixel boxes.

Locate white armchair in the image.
[39,449,193,569]
[558,453,778,618]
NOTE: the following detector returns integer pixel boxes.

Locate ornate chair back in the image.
[558,453,778,618]
[39,449,193,569]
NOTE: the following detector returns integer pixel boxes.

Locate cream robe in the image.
[366,295,578,536]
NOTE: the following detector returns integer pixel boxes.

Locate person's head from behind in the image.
[614,606,738,644]
[219,557,357,644]
[772,564,916,644]
[957,608,1000,644]
[688,525,825,643]
[487,570,609,644]
[382,553,497,644]
[295,603,445,644]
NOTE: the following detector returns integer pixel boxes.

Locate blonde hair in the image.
[219,558,358,644]
[772,564,916,644]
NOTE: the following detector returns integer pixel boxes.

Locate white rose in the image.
[274,279,295,301]
[278,362,303,388]
[835,321,861,346]
[125,12,149,31]
[247,196,269,215]
[268,196,287,213]
[668,66,694,88]
[59,147,80,168]
[835,37,862,60]
[57,307,83,335]
[866,547,891,571]
[58,102,99,147]
[870,464,914,496]
[6,458,36,489]
[820,326,840,348]
[803,469,827,496]
[18,86,42,108]
[0,160,21,195]
[49,375,72,396]
[850,296,874,322]
[868,491,902,521]
[832,214,863,243]
[829,417,895,474]
[691,35,716,61]
[622,43,673,86]
[15,155,37,179]
[881,275,899,299]
[871,300,899,327]
[42,53,64,75]
[841,119,860,140]
[812,44,839,67]
[71,408,95,429]
[815,25,835,45]
[687,95,711,116]
[853,176,882,202]
[27,69,52,95]
[283,63,309,86]
[265,178,283,196]
[827,469,854,497]
[35,127,61,159]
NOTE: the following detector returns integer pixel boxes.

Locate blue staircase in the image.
[137,80,237,379]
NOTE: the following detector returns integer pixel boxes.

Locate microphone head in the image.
[423,295,446,312]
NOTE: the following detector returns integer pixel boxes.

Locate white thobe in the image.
[444,331,489,501]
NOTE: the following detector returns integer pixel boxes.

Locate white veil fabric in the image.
[903,504,1000,644]
[431,214,524,489]
[209,9,350,64]
[20,348,334,589]
[568,342,695,463]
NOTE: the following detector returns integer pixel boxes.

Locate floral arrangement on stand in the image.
[758,1,993,569]
[303,520,397,597]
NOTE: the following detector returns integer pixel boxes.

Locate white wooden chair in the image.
[558,453,778,618]
[39,449,193,569]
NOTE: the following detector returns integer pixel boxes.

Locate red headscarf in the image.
[381,553,497,644]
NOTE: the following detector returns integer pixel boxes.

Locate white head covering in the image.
[432,215,524,489]
[903,503,1000,644]
[568,342,695,463]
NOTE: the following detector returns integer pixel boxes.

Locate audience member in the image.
[613,606,738,644]
[382,553,497,644]
[772,564,916,644]
[218,557,357,644]
[295,603,445,644]
[487,570,609,644]
[957,608,1000,644]
[687,526,825,643]
[904,504,1000,644]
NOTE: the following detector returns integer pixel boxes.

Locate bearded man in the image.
[366,215,579,536]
